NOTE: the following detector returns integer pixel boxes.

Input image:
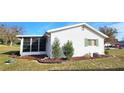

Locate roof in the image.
[16,23,108,38]
[119,41,124,43]
[16,35,43,38]
[47,23,108,38]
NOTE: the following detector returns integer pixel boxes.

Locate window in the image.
[23,37,46,52]
[85,39,98,46]
[32,38,39,52]
[23,38,30,52]
[39,37,46,51]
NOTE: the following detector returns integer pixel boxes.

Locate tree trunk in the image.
[5,40,8,45]
[10,41,13,46]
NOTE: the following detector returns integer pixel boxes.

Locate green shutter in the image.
[96,39,98,46]
[85,39,88,47]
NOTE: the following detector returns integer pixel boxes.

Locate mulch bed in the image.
[34,55,111,64]
[16,55,48,60]
[9,54,112,64]
[37,58,64,64]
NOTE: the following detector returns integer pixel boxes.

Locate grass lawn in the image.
[0,45,124,71]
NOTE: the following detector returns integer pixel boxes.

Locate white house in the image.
[17,23,108,58]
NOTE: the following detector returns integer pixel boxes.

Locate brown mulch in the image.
[37,58,64,64]
[37,56,110,64]
[17,55,48,60]
[9,54,112,64]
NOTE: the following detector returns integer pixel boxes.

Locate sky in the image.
[0,22,124,41]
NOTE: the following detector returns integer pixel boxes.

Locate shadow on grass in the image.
[1,51,20,56]
[50,68,124,71]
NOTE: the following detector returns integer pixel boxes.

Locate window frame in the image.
[31,37,39,52]
[23,37,31,52]
[85,39,98,47]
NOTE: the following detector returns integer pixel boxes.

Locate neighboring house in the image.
[104,43,115,49]
[119,41,124,48]
[17,23,108,58]
[105,41,124,49]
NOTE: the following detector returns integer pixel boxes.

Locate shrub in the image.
[83,53,91,58]
[105,50,109,55]
[62,40,74,60]
[5,58,15,64]
[93,53,101,58]
[52,38,61,58]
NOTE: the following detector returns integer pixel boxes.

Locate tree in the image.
[99,26,118,44]
[62,40,74,60]
[52,38,61,58]
[0,38,4,44]
[0,24,24,46]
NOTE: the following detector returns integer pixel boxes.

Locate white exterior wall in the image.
[46,36,51,57]
[20,51,46,56]
[50,26,105,57]
[20,37,24,55]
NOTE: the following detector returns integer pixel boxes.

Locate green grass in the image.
[109,49,124,57]
[0,45,19,53]
[0,45,124,71]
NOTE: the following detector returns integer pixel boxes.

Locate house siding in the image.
[46,36,52,57]
[50,26,105,57]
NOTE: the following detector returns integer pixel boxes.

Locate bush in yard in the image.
[93,53,101,58]
[52,38,61,58]
[105,50,109,55]
[62,40,74,60]
[83,53,91,58]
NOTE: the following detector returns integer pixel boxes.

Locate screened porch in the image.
[17,35,47,56]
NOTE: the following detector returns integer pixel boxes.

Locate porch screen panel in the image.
[23,38,30,52]
[32,38,39,52]
[39,37,46,51]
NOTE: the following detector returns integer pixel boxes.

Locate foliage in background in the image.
[0,24,24,46]
[52,38,61,58]
[99,26,118,44]
[62,40,74,60]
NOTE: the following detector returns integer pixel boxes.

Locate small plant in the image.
[83,53,91,58]
[105,50,109,55]
[52,38,61,58]
[93,53,101,58]
[62,40,74,60]
[5,59,15,64]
